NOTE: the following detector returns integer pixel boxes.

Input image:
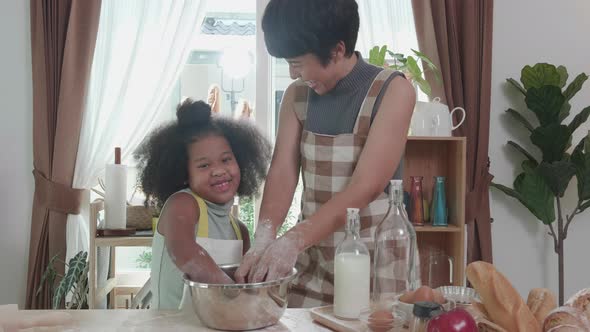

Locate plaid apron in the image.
[288,69,397,308]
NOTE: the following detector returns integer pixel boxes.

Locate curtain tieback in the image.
[33,169,86,215]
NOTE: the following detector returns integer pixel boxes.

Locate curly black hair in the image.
[262,0,359,65]
[134,99,272,208]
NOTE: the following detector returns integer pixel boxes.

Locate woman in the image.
[235,0,415,308]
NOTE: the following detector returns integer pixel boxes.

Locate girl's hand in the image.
[184,260,235,284]
[208,269,235,284]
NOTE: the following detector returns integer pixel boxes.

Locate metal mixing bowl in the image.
[183,264,298,331]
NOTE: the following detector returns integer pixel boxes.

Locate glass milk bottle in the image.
[334,208,370,319]
[373,180,421,309]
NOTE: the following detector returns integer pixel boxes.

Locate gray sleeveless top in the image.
[305,52,405,180]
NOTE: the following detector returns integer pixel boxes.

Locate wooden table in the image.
[15,309,333,331]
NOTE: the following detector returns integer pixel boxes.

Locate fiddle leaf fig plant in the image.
[491,62,590,305]
[368,45,441,98]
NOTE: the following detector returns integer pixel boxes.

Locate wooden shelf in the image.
[405,138,467,287]
[414,224,462,233]
[95,236,153,247]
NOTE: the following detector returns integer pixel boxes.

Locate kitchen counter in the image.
[12,309,333,331]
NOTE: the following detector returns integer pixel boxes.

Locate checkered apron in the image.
[288,69,398,308]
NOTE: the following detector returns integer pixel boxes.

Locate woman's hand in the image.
[234,219,276,283]
[249,231,302,283]
[234,241,271,283]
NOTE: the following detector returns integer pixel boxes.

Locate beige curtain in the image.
[26,0,101,309]
[412,0,494,264]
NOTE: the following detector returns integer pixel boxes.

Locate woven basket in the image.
[126,205,157,230]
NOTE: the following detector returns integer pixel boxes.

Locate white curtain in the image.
[65,0,207,263]
[356,0,418,59]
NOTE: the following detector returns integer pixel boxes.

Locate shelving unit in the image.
[414,225,462,233]
[404,136,466,287]
[88,200,152,309]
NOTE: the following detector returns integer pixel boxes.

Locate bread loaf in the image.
[543,306,590,331]
[466,261,541,332]
[471,301,490,320]
[476,319,509,332]
[528,288,558,324]
[565,288,590,321]
[465,305,507,332]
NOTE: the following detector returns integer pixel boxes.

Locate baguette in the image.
[465,305,507,332]
[565,288,590,321]
[528,288,558,324]
[543,306,590,331]
[471,301,490,320]
[476,318,509,332]
[466,261,541,332]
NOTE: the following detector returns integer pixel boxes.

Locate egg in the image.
[368,322,393,332]
[399,290,416,304]
[368,310,394,321]
[367,310,395,332]
[413,286,435,303]
[432,289,446,304]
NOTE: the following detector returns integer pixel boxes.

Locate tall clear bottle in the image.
[373,180,421,309]
[334,208,371,319]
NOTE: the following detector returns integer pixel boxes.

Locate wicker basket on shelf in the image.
[126,205,157,230]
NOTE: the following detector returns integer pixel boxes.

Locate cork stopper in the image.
[115,147,121,165]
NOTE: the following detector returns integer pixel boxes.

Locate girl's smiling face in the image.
[187,134,240,204]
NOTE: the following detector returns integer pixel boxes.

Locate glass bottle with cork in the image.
[373,179,421,309]
[333,208,370,319]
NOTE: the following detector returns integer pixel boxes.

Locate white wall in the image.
[0,1,33,307]
[490,0,590,300]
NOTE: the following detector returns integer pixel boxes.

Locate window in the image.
[116,0,259,279]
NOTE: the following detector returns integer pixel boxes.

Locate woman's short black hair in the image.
[134,99,271,208]
[262,0,359,65]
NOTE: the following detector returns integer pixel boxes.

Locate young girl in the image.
[135,99,271,310]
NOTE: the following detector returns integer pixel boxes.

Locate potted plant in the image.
[368,45,441,98]
[491,62,590,305]
[36,251,89,309]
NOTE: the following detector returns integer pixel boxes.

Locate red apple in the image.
[426,308,478,332]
